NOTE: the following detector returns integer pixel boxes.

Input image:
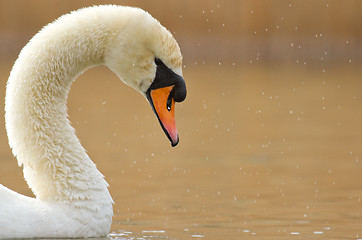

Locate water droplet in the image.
[192,235,204,238]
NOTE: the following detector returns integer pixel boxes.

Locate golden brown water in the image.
[0,62,362,239]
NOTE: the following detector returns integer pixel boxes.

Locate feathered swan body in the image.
[0,5,185,238]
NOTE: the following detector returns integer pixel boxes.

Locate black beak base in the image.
[145,58,186,147]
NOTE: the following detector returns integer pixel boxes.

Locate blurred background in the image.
[1,1,362,239]
[1,0,362,65]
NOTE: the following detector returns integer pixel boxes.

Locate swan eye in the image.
[155,58,162,66]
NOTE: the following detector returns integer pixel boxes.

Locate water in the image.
[0,63,362,239]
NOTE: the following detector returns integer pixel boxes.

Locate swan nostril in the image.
[166,87,175,111]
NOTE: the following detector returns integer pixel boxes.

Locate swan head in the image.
[104,7,186,146]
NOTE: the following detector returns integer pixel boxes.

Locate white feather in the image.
[1,5,182,238]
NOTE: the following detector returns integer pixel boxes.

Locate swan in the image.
[0,5,186,239]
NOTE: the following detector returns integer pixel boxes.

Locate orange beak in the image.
[148,85,179,147]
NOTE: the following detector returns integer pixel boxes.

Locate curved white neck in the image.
[5,9,115,205]
[2,5,184,238]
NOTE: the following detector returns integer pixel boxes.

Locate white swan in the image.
[0,5,186,239]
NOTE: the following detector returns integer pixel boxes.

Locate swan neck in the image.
[5,12,114,204]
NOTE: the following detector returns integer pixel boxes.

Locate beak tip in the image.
[171,136,179,147]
